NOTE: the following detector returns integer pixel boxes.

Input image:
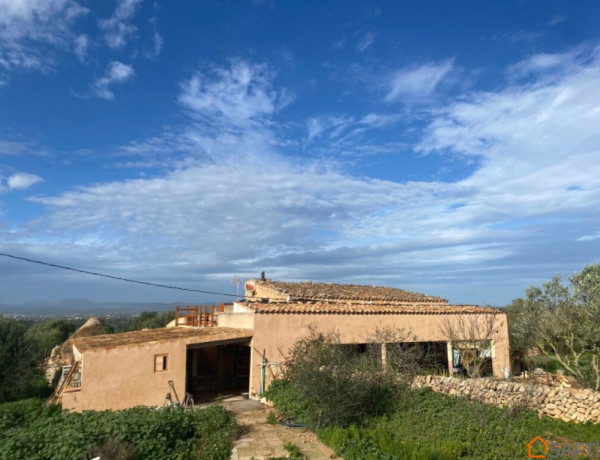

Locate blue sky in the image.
[1,0,600,306]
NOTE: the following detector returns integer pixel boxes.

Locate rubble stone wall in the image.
[412,375,600,424]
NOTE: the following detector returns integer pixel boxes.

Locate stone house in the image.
[59,278,510,412]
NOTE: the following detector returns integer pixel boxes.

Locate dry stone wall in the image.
[412,375,600,424]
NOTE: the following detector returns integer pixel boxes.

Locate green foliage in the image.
[267,327,416,428]
[0,316,53,403]
[267,321,600,460]
[266,410,278,425]
[0,399,239,460]
[319,423,459,460]
[268,442,306,460]
[507,262,600,389]
[105,310,175,333]
[283,442,304,459]
[25,320,78,358]
[316,388,600,460]
[263,379,313,424]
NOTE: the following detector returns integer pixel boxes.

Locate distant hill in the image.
[0,298,202,315]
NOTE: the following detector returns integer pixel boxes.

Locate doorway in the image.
[185,342,250,401]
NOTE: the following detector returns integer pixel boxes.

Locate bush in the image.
[268,327,417,428]
[0,400,239,460]
[317,388,600,460]
[266,327,600,459]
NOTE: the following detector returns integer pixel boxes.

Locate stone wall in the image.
[412,375,600,424]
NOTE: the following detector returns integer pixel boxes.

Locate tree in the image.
[509,263,600,390]
[25,319,78,359]
[0,316,52,402]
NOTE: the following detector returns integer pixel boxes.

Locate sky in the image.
[1,0,600,307]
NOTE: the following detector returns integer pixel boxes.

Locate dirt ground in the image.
[221,397,340,460]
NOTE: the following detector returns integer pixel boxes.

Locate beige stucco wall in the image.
[62,310,510,410]
[249,312,510,396]
[217,312,255,329]
[63,340,188,412]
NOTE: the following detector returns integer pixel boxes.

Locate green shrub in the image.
[263,379,313,424]
[0,400,239,460]
[316,388,600,460]
[266,411,278,425]
[270,327,417,428]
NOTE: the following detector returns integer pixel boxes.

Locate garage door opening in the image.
[185,342,250,403]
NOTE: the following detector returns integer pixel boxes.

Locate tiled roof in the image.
[238,301,499,315]
[252,280,447,303]
[72,327,253,352]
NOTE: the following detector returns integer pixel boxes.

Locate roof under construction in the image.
[72,326,253,352]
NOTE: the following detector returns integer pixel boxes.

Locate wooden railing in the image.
[175,305,225,327]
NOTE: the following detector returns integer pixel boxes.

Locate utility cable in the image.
[0,252,239,298]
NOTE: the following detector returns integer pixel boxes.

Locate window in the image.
[154,354,169,372]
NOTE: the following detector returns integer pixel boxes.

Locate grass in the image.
[320,388,600,459]
[267,379,600,460]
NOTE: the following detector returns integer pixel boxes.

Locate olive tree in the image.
[509,263,600,390]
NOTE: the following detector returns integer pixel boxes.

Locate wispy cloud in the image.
[93,61,135,100]
[356,31,375,52]
[74,34,89,62]
[15,47,600,304]
[506,47,585,79]
[0,0,88,77]
[547,14,567,27]
[99,0,144,49]
[178,59,292,128]
[385,59,455,102]
[504,29,544,45]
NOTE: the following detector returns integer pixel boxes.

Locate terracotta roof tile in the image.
[238,301,499,315]
[251,280,447,303]
[72,327,253,352]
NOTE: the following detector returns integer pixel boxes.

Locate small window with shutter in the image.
[154,354,169,372]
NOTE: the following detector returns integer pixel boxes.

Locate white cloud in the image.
[578,232,600,242]
[178,60,292,128]
[506,47,584,79]
[6,172,43,190]
[99,0,144,49]
[74,34,88,62]
[356,31,375,52]
[13,49,600,304]
[385,59,455,102]
[0,0,88,75]
[93,61,134,100]
[152,30,163,57]
[547,14,567,27]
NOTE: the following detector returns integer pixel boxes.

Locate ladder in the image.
[46,361,80,406]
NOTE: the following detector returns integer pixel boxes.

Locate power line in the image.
[0,252,239,298]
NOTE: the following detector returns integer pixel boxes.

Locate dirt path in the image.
[222,397,339,460]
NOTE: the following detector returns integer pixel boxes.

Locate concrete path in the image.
[222,397,338,460]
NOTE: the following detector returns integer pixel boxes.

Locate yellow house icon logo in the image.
[528,436,549,458]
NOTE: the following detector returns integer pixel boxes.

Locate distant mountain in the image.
[0,299,207,315]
